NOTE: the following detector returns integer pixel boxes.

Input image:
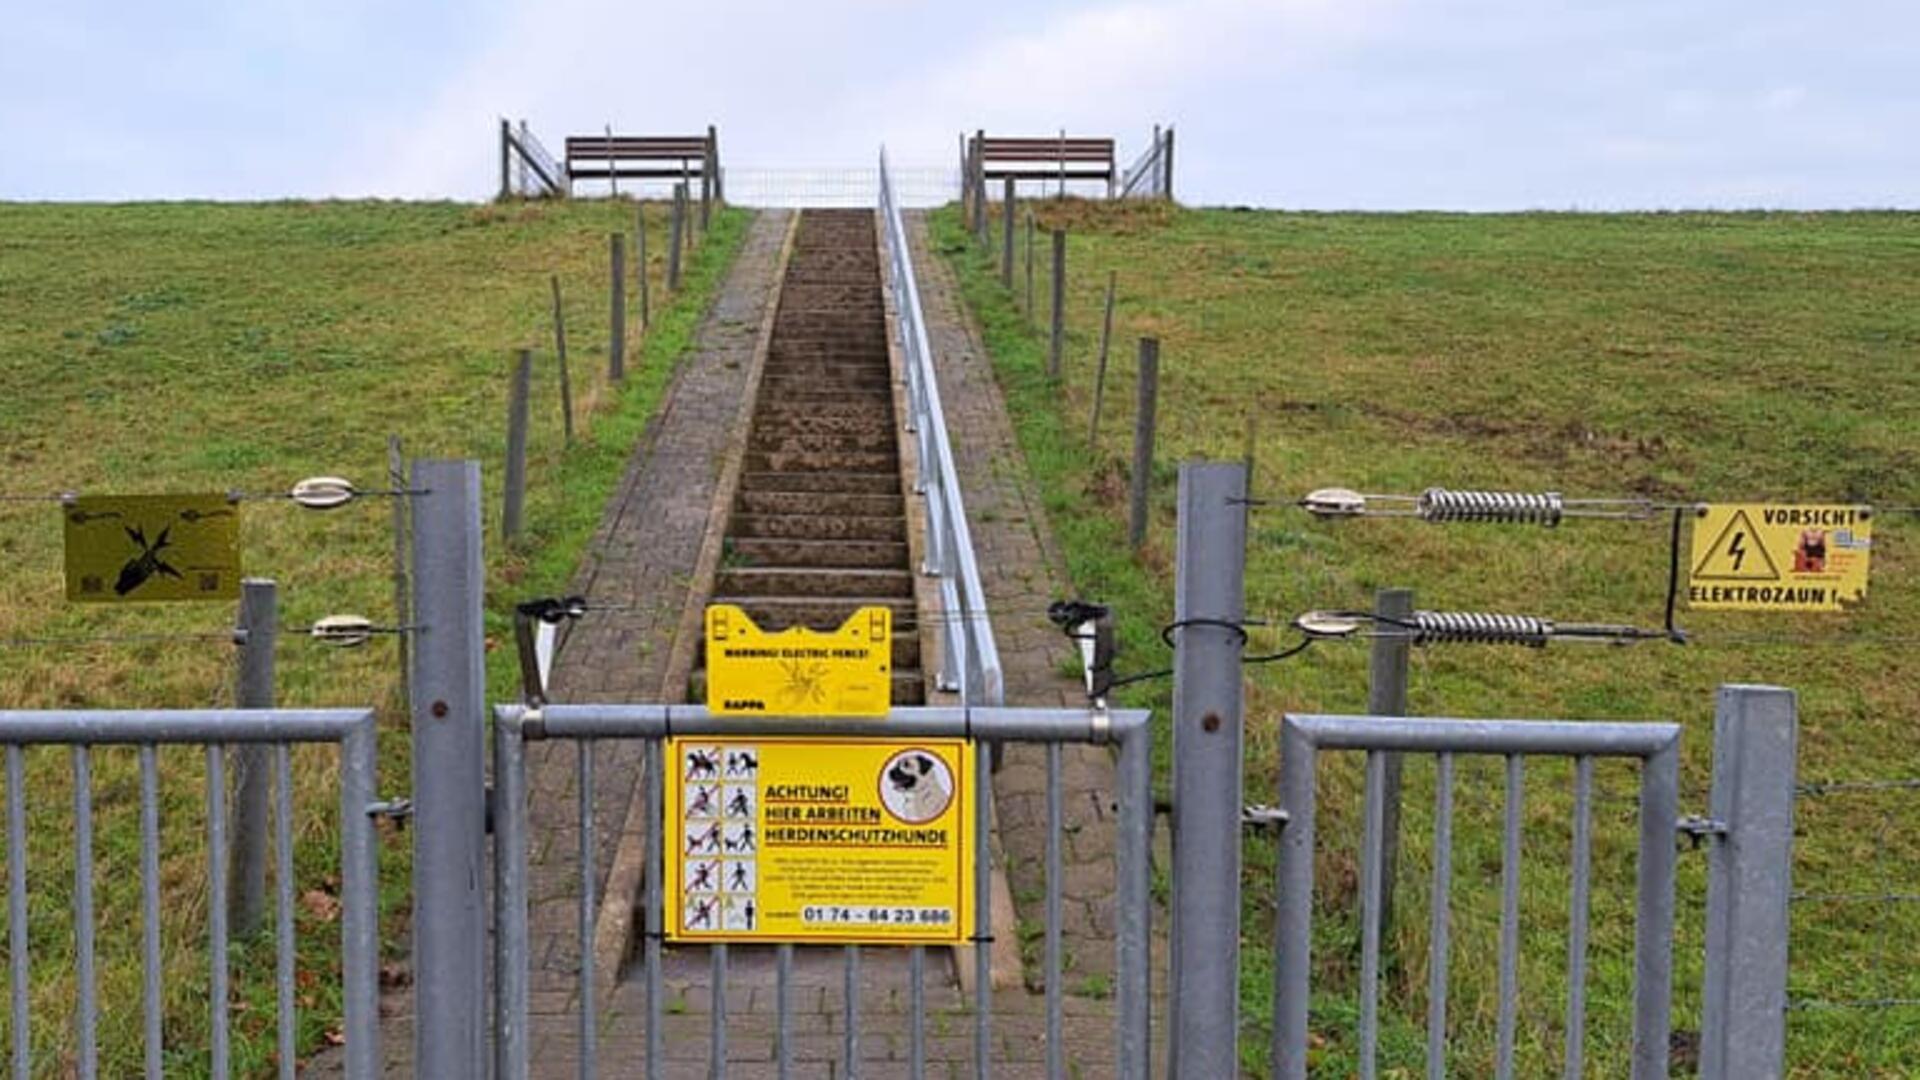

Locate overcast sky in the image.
[2,0,1914,208]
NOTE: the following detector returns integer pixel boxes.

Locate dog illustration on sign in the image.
[881,749,954,825]
[1795,529,1828,573]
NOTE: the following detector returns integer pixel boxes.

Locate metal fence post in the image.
[1048,229,1065,379]
[1368,587,1413,946]
[636,203,651,328]
[410,459,488,1077]
[973,130,987,243]
[499,118,510,199]
[1088,270,1115,448]
[1701,684,1798,1080]
[1128,338,1160,549]
[1169,461,1249,1080]
[551,276,574,444]
[1163,125,1175,201]
[503,349,531,543]
[609,233,626,380]
[230,578,275,935]
[1001,176,1016,289]
[668,186,685,292]
[388,435,412,711]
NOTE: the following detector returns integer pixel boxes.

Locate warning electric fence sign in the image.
[664,737,975,944]
[1688,503,1872,612]
[62,494,241,603]
[704,604,892,717]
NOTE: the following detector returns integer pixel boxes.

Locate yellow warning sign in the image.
[705,604,892,717]
[63,495,241,603]
[1688,503,1872,612]
[665,737,975,943]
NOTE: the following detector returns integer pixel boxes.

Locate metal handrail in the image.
[878,148,1005,709]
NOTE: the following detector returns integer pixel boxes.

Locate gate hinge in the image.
[1243,804,1289,832]
[1676,815,1727,849]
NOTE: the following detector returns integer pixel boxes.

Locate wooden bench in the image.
[563,128,721,201]
[969,133,1116,190]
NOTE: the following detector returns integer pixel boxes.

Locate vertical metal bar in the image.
[493,714,529,1080]
[1272,719,1318,1080]
[1127,339,1160,550]
[340,716,381,1080]
[645,740,665,1076]
[504,349,531,541]
[499,118,511,199]
[387,434,411,712]
[6,745,25,1080]
[1045,742,1065,1080]
[711,944,728,1078]
[1115,719,1152,1080]
[1631,737,1680,1080]
[1700,684,1797,1080]
[776,944,793,1080]
[1024,212,1035,317]
[1001,176,1015,289]
[233,579,275,934]
[1047,229,1065,381]
[274,745,295,1080]
[609,233,627,380]
[1563,756,1593,1080]
[1171,462,1248,1080]
[973,131,987,241]
[909,946,926,1080]
[1358,750,1385,1080]
[1088,270,1116,449]
[409,459,487,1076]
[578,740,597,1080]
[668,186,685,292]
[844,946,860,1080]
[1162,126,1175,200]
[207,744,229,1080]
[1369,589,1413,949]
[139,747,162,1080]
[973,739,993,1080]
[551,276,574,443]
[1495,755,1523,1080]
[67,749,98,1075]
[1426,753,1454,1080]
[635,203,651,329]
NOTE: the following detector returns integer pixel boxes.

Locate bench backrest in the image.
[973,135,1116,181]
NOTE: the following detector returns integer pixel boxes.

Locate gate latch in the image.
[1675,815,1726,849]
[1243,804,1289,832]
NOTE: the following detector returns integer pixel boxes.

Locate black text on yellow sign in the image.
[1688,503,1872,612]
[704,604,892,717]
[665,736,975,944]
[63,495,241,603]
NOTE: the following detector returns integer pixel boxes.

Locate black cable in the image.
[1242,634,1315,665]
[1662,507,1690,643]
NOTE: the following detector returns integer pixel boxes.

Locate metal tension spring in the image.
[1300,486,1658,525]
[1294,609,1667,648]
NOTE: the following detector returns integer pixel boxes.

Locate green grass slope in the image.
[934,201,1920,1076]
[0,198,747,1075]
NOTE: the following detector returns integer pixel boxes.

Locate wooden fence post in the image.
[668,186,685,292]
[550,275,573,444]
[1088,270,1116,448]
[1025,212,1036,319]
[636,203,651,328]
[499,118,511,200]
[1048,229,1066,381]
[608,233,626,380]
[1001,176,1016,289]
[1129,337,1160,550]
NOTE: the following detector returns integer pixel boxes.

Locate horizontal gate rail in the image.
[0,707,380,1080]
[492,703,1154,1080]
[1272,712,1682,1080]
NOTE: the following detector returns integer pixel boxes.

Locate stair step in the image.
[728,513,906,542]
[715,566,913,599]
[743,450,897,475]
[749,431,897,456]
[735,490,903,517]
[738,472,901,495]
[727,537,909,568]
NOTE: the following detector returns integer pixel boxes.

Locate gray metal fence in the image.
[0,707,381,1080]
[489,703,1154,1080]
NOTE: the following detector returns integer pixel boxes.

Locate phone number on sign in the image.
[802,906,953,926]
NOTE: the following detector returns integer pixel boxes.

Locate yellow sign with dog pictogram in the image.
[704,604,892,717]
[664,737,975,943]
[63,494,241,603]
[1688,503,1872,612]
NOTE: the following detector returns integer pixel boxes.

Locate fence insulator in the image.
[1411,611,1554,647]
[1417,488,1565,527]
[291,477,359,510]
[1293,610,1371,638]
[311,614,375,648]
[1298,487,1370,518]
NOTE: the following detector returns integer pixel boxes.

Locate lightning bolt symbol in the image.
[1728,531,1748,572]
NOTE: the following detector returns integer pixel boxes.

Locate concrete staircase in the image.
[697,209,925,705]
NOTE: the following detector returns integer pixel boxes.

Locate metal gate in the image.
[489,702,1154,1080]
[0,707,381,1079]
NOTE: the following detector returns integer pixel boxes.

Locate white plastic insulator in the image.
[1293,610,1367,639]
[311,614,374,648]
[1299,487,1368,517]
[291,476,358,510]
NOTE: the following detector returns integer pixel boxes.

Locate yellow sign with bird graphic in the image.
[704,604,893,717]
[63,494,241,603]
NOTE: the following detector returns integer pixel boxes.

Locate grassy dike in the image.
[931,201,1920,1075]
[0,198,747,1075]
